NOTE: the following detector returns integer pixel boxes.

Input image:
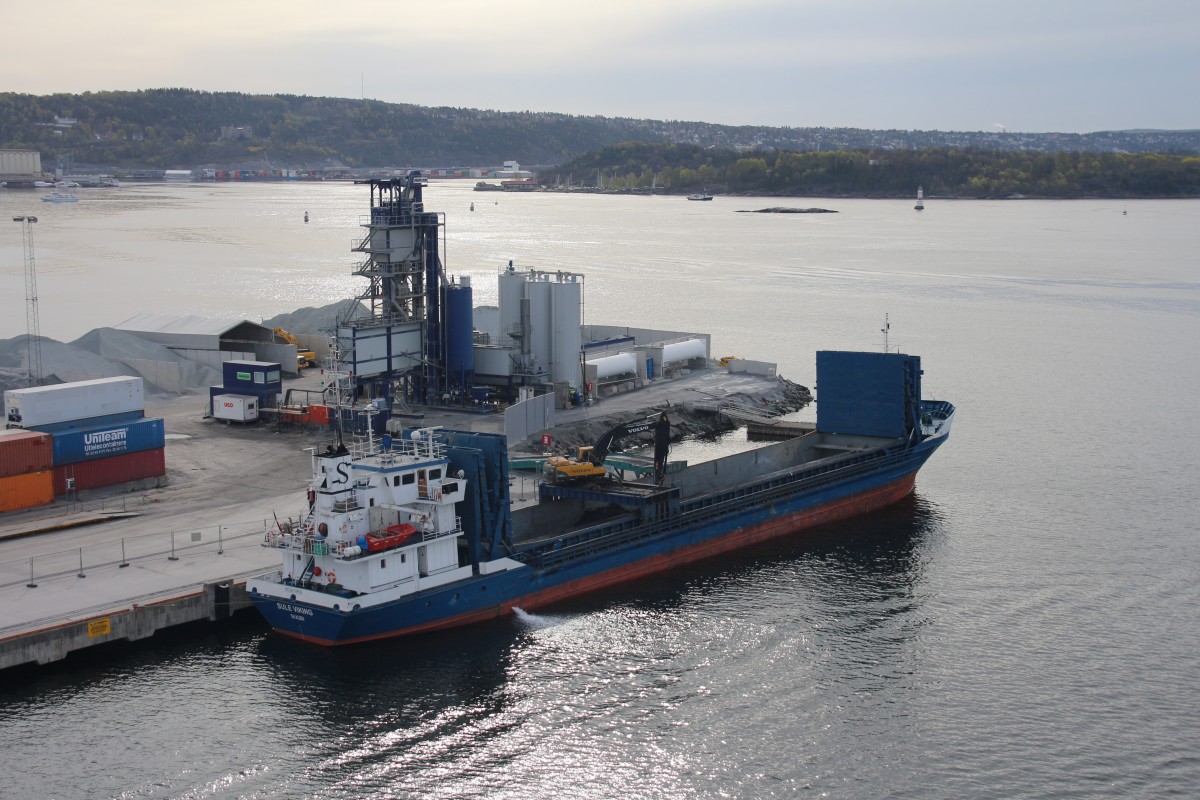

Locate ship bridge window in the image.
[402,473,415,485]
[430,468,442,479]
[442,481,458,495]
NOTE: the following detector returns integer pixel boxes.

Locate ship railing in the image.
[330,492,362,513]
[419,517,463,541]
[267,516,465,559]
[263,513,315,549]
[329,520,465,561]
[521,443,919,571]
[263,529,336,557]
[347,431,447,462]
[919,400,956,437]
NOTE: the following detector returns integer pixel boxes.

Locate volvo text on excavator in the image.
[544,412,670,486]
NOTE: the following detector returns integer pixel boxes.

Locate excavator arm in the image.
[547,412,671,485]
[588,413,665,463]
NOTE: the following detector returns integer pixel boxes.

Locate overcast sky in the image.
[4,0,1196,133]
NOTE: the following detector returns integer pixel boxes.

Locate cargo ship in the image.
[247,350,955,645]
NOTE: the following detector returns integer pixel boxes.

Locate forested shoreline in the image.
[550,143,1200,198]
[3,89,1198,197]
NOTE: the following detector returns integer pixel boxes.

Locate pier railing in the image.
[0,515,284,592]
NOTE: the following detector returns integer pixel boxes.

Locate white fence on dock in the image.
[0,516,273,594]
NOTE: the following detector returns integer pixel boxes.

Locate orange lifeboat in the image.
[365,523,418,552]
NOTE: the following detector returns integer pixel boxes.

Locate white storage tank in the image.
[497,268,583,386]
[212,394,259,422]
[662,338,708,365]
[5,377,144,430]
[586,352,638,380]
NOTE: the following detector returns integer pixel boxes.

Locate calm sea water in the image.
[2,184,1199,799]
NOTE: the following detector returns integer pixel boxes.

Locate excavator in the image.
[274,327,319,369]
[544,411,670,486]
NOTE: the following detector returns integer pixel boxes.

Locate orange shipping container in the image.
[0,429,54,478]
[0,469,55,512]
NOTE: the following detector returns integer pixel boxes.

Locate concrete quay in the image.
[0,493,296,670]
[0,388,317,670]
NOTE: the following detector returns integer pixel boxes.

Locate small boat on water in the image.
[42,192,79,203]
[687,193,714,201]
[914,186,925,211]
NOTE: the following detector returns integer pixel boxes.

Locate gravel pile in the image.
[532,376,813,453]
[0,300,367,396]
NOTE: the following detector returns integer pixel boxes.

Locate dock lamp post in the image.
[13,215,43,387]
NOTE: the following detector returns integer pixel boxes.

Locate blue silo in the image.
[444,280,475,396]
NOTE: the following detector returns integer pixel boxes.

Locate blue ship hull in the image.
[251,425,949,645]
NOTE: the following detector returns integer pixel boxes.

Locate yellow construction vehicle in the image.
[544,412,671,485]
[274,327,318,369]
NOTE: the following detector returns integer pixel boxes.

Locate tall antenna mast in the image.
[13,216,43,386]
[881,313,891,353]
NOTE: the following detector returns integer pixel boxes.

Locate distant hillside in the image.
[2,89,1200,172]
[551,142,1200,199]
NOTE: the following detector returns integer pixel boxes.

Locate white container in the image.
[212,394,259,422]
[5,376,144,429]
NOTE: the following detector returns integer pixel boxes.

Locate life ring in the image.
[326,571,337,584]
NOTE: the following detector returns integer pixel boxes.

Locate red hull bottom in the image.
[516,471,917,612]
[279,472,918,646]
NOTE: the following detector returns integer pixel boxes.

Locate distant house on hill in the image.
[220,125,254,141]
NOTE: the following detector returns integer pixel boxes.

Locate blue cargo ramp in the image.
[815,351,922,438]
